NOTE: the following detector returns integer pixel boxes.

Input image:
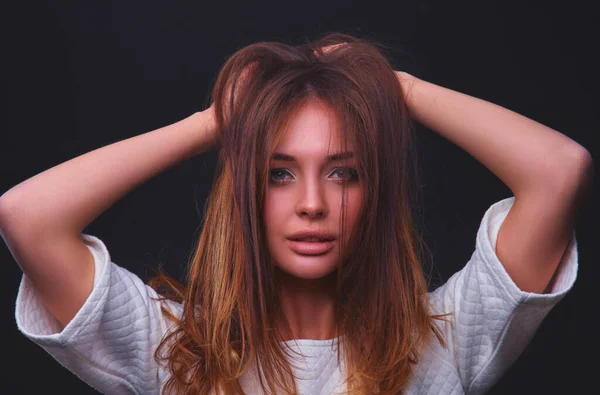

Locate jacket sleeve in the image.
[427,196,578,395]
[15,233,183,395]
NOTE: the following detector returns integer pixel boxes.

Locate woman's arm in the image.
[0,108,217,328]
[396,71,593,293]
[0,107,217,239]
[396,71,591,194]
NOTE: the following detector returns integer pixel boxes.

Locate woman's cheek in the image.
[264,190,288,243]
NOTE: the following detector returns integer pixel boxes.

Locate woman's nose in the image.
[296,179,327,218]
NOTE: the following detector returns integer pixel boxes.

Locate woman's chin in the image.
[276,259,338,281]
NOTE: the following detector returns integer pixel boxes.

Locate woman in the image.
[3,33,592,394]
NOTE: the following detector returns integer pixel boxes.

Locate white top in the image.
[14,196,578,394]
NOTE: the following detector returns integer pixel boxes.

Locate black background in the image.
[2,1,597,394]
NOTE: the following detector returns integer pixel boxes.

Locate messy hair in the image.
[147,32,449,395]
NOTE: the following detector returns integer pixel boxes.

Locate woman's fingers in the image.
[313,43,348,57]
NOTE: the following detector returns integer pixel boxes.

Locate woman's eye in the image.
[269,169,293,184]
[330,167,359,182]
[268,168,359,184]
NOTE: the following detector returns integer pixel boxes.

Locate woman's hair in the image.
[147,32,450,395]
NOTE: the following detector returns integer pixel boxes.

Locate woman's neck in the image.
[275,267,337,341]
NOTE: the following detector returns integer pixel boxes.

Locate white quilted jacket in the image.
[15,196,578,394]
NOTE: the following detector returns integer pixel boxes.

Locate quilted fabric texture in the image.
[14,196,578,394]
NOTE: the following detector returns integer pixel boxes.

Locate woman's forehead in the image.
[274,101,353,154]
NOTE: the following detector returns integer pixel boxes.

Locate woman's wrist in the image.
[194,107,218,153]
[394,71,418,117]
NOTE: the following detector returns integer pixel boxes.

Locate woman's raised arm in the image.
[0,107,217,328]
[0,108,216,238]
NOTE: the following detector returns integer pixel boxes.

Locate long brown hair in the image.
[147,32,450,395]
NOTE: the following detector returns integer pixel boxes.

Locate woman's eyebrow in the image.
[272,152,354,162]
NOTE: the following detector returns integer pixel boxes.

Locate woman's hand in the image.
[206,60,260,151]
[314,43,347,56]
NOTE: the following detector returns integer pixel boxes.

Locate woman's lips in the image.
[286,239,335,255]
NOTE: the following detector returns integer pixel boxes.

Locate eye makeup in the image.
[268,167,359,185]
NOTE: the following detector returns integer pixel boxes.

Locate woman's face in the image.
[264,100,364,280]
